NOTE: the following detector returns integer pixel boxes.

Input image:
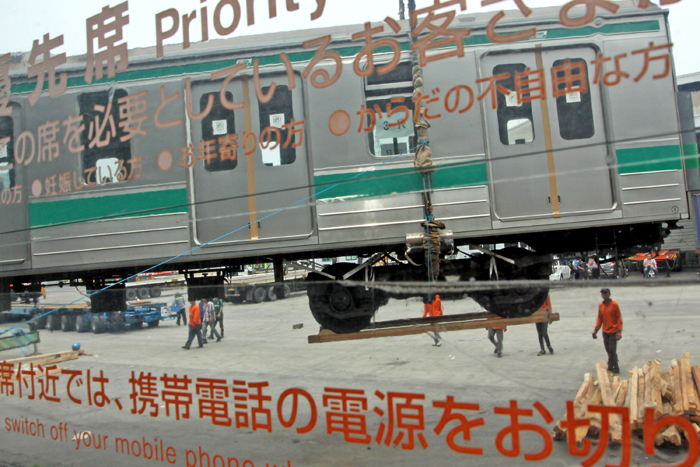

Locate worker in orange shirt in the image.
[487,317,506,358]
[423,295,443,346]
[536,294,554,356]
[182,298,204,349]
[592,288,623,374]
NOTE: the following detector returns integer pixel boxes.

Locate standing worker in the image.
[536,294,554,356]
[423,295,443,346]
[182,299,204,349]
[211,296,224,339]
[487,318,506,358]
[174,292,187,326]
[592,288,623,374]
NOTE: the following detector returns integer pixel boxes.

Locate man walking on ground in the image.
[487,317,506,358]
[201,298,221,343]
[536,294,554,356]
[174,293,187,326]
[422,295,443,346]
[210,297,224,339]
[182,299,203,349]
[592,288,623,374]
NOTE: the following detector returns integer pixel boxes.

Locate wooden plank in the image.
[554,373,593,441]
[692,366,700,409]
[670,362,684,415]
[680,355,694,411]
[596,362,614,406]
[637,367,646,425]
[2,349,83,365]
[629,367,639,428]
[616,380,629,407]
[652,360,664,419]
[643,363,653,411]
[308,313,560,343]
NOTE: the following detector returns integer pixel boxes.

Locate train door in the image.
[481,47,613,221]
[189,79,252,246]
[246,73,313,242]
[0,104,30,273]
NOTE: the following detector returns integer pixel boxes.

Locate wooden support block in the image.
[612,375,621,400]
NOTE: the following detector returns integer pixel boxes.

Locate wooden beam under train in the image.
[308,311,560,344]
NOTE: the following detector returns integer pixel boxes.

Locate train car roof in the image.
[7,1,664,82]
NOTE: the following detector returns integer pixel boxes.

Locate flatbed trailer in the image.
[226,271,308,304]
[1,301,176,334]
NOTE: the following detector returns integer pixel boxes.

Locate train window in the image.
[494,63,536,146]
[0,116,14,189]
[79,89,130,184]
[258,85,295,166]
[201,91,237,172]
[365,62,416,157]
[553,58,594,140]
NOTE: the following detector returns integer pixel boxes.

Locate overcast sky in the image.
[2,0,698,75]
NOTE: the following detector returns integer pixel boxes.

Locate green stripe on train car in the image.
[314,162,488,202]
[28,188,188,228]
[683,143,700,169]
[616,145,683,174]
[11,21,659,94]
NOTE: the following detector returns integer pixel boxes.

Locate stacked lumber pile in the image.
[553,353,700,447]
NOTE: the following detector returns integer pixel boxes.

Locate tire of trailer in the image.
[266,286,277,301]
[47,313,61,331]
[76,314,93,333]
[126,288,137,300]
[281,284,291,299]
[136,287,150,300]
[32,312,48,330]
[147,320,159,328]
[131,321,144,329]
[252,286,266,303]
[149,287,162,298]
[92,315,106,334]
[61,315,76,332]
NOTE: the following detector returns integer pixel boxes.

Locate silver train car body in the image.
[0,3,696,329]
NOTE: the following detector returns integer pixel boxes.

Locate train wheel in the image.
[149,287,162,298]
[306,263,379,334]
[136,288,150,300]
[147,320,160,328]
[266,286,277,301]
[126,289,137,300]
[92,315,106,334]
[252,286,266,303]
[469,272,549,319]
[61,315,76,332]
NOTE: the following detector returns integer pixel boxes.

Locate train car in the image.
[0,2,695,332]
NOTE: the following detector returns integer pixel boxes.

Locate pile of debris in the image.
[553,353,700,446]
